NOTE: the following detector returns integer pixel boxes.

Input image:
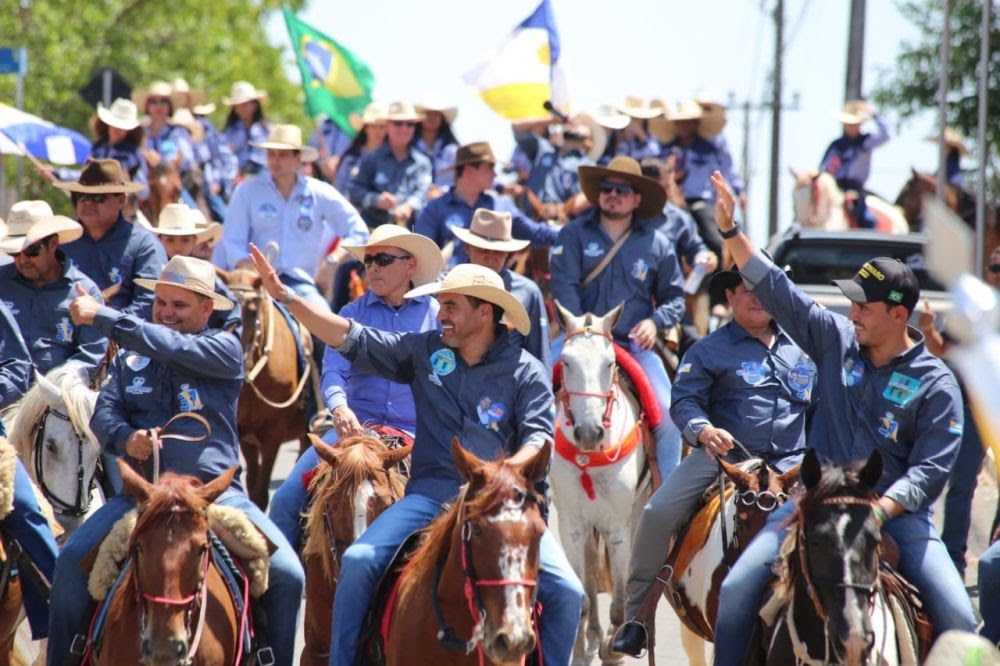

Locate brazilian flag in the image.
[283,8,375,136]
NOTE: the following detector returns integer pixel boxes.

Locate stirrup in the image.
[613,620,649,659]
[256,646,276,666]
[69,633,89,655]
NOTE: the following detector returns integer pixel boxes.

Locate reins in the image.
[147,412,212,484]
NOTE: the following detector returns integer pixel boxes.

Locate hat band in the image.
[163,271,211,292]
[469,228,513,244]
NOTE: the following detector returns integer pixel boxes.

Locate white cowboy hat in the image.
[568,113,608,163]
[348,102,389,132]
[134,255,234,310]
[170,78,207,109]
[341,225,444,287]
[415,96,458,125]
[251,124,319,162]
[152,203,218,243]
[668,99,726,139]
[405,263,531,335]
[222,81,268,106]
[97,98,141,131]
[0,200,82,254]
[832,100,872,125]
[132,81,179,112]
[384,101,424,123]
[591,103,630,131]
[450,208,530,254]
[925,127,971,157]
[618,96,664,120]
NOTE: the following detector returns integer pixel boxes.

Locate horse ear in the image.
[381,444,413,471]
[517,441,551,486]
[451,437,486,485]
[776,464,802,493]
[215,267,231,284]
[719,458,751,487]
[309,433,341,467]
[788,166,800,179]
[196,466,238,505]
[33,370,62,407]
[119,459,153,504]
[911,167,919,179]
[800,449,822,491]
[552,300,577,332]
[858,450,883,491]
[602,302,626,332]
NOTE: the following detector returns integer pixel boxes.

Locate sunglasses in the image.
[599,180,635,196]
[364,252,412,267]
[147,97,171,105]
[989,263,1000,274]
[390,121,416,128]
[13,239,48,258]
[72,192,112,204]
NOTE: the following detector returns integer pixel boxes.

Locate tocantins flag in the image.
[282,8,375,136]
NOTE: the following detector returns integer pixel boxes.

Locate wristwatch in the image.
[718,224,742,240]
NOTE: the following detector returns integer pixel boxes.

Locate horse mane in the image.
[6,364,98,463]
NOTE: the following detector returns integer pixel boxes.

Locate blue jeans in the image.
[329,492,584,666]
[48,488,304,666]
[269,434,333,551]
[713,502,977,665]
[941,405,984,578]
[978,540,1000,643]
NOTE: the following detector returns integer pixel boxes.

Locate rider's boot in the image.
[611,619,649,657]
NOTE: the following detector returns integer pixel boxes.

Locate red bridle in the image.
[559,327,618,429]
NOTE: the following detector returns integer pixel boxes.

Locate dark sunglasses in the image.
[147,97,171,105]
[599,180,635,196]
[13,239,49,258]
[72,192,112,204]
[390,121,416,128]
[364,252,412,267]
[989,263,1000,274]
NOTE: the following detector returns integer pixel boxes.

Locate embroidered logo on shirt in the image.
[108,267,122,285]
[843,357,865,387]
[125,353,150,372]
[552,245,564,256]
[430,348,457,377]
[374,171,389,187]
[948,419,963,436]
[477,397,507,432]
[878,411,899,442]
[3,301,18,316]
[177,384,204,411]
[883,372,921,407]
[561,171,574,190]
[679,363,692,374]
[125,377,153,395]
[296,215,313,231]
[737,361,767,386]
[583,242,604,258]
[258,203,278,219]
[788,362,815,400]
[54,317,74,343]
[632,258,649,281]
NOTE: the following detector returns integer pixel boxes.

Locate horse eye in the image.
[45,440,59,454]
[472,524,484,537]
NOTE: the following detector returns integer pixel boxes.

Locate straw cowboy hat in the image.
[0,200,82,254]
[450,208,530,254]
[648,99,675,143]
[132,81,179,111]
[152,203,219,243]
[668,99,727,139]
[591,103,630,131]
[446,142,498,171]
[251,124,319,162]
[170,77,213,114]
[54,159,145,194]
[222,81,268,106]
[170,108,205,143]
[578,155,667,219]
[567,113,608,163]
[618,96,665,120]
[832,100,873,125]
[341,225,444,287]
[925,127,971,157]
[384,101,424,123]
[415,96,458,125]
[348,102,388,132]
[135,255,234,310]
[96,98,141,131]
[405,263,531,335]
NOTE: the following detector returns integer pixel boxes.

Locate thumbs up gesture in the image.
[69,282,102,326]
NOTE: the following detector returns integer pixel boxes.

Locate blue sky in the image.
[268,0,945,246]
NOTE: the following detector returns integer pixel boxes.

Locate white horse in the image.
[551,302,651,666]
[4,364,103,536]
[790,167,909,234]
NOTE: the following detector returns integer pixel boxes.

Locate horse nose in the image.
[492,629,536,659]
[140,638,152,659]
[171,637,188,658]
[573,424,605,446]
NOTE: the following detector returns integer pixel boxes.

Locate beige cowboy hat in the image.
[384,101,424,123]
[341,225,444,287]
[568,113,608,163]
[832,99,873,125]
[648,99,675,143]
[170,108,205,144]
[170,77,210,111]
[415,96,458,125]
[618,96,664,120]
[152,203,219,243]
[54,158,145,194]
[222,81,268,106]
[925,127,971,157]
[135,255,234,310]
[132,80,179,112]
[0,200,82,254]
[251,124,320,162]
[96,98,141,131]
[578,155,667,219]
[348,102,389,132]
[591,103,630,131]
[668,99,726,139]
[450,208,530,254]
[405,263,531,335]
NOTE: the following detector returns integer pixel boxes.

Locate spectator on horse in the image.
[222,81,272,177]
[415,96,460,190]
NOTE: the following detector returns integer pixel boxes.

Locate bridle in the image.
[559,327,617,430]
[32,406,98,517]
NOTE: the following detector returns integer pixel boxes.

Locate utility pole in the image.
[845,0,866,100]
[768,0,784,238]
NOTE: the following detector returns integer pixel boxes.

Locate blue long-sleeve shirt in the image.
[348,144,433,228]
[515,131,592,204]
[145,123,196,173]
[504,269,551,369]
[661,136,742,201]
[0,300,31,412]
[819,115,890,186]
[650,203,712,265]
[415,135,459,187]
[321,291,440,433]
[224,120,271,172]
[741,250,963,512]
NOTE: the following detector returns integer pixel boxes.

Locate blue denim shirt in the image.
[62,215,167,321]
[0,257,108,377]
[415,136,459,187]
[224,120,271,172]
[741,250,963,512]
[90,307,243,488]
[671,320,813,471]
[819,115,890,186]
[92,139,148,190]
[336,324,553,503]
[550,209,686,342]
[414,189,558,266]
[649,203,711,265]
[196,117,238,196]
[210,277,243,338]
[611,133,661,162]
[348,144,433,228]
[145,123,196,172]
[515,131,592,203]
[309,119,353,159]
[321,291,439,433]
[504,269,551,369]
[661,136,742,201]
[0,300,31,411]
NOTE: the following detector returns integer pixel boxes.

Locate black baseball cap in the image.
[832,257,920,313]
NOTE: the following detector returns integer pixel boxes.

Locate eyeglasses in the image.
[72,192,111,205]
[364,252,412,267]
[989,263,1000,274]
[147,97,171,106]
[389,121,416,128]
[13,240,48,258]
[599,180,635,196]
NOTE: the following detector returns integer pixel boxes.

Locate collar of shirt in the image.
[264,171,307,198]
[78,214,129,243]
[374,142,420,165]
[856,327,926,370]
[724,319,785,345]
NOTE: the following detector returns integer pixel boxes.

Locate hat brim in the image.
[831,278,868,304]
[133,277,234,310]
[416,106,457,124]
[648,116,676,144]
[832,111,868,125]
[385,111,425,122]
[153,224,217,242]
[571,113,608,163]
[342,234,445,287]
[96,106,140,131]
[449,225,530,253]
[708,269,745,302]
[198,222,223,246]
[404,281,530,336]
[191,103,217,116]
[0,217,82,254]
[54,180,144,194]
[619,106,663,120]
[250,141,319,162]
[925,134,971,156]
[577,165,667,220]
[222,92,268,106]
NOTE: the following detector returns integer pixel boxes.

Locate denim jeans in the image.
[713,502,977,665]
[941,405,984,578]
[329,492,584,666]
[268,430,338,551]
[48,488,304,666]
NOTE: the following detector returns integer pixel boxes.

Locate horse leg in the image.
[680,625,708,666]
[582,533,604,662]
[556,513,592,666]
[598,525,630,665]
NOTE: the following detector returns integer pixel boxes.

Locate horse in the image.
[4,364,103,537]
[378,438,550,666]
[549,301,651,666]
[222,267,312,508]
[758,449,923,666]
[143,160,185,225]
[94,461,241,665]
[666,458,800,666]
[790,168,909,234]
[300,433,411,666]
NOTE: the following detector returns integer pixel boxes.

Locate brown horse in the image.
[95,461,240,665]
[380,439,550,666]
[223,267,312,508]
[300,433,411,666]
[142,160,184,225]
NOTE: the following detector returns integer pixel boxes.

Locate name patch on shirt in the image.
[125,377,153,395]
[883,372,921,407]
[374,171,389,188]
[878,411,899,442]
[583,242,604,258]
[55,317,74,343]
[737,361,767,386]
[177,383,204,411]
[477,397,506,432]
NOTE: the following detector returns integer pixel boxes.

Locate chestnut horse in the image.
[300,433,411,666]
[142,160,184,225]
[95,461,240,665]
[223,268,312,508]
[379,439,551,666]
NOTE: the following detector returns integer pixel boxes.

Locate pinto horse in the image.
[222,267,312,508]
[300,433,411,666]
[379,439,550,666]
[790,168,909,234]
[95,461,241,665]
[550,301,651,666]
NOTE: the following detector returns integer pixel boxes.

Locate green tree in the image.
[872,1,1000,194]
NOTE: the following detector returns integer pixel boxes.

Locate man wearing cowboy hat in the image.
[451,208,551,368]
[514,114,594,221]
[611,96,665,162]
[51,255,305,666]
[218,123,369,313]
[415,141,558,266]
[819,99,890,229]
[56,158,167,320]
[611,262,811,657]
[268,225,444,550]
[248,246,585,666]
[0,201,108,377]
[550,155,686,482]
[348,100,434,228]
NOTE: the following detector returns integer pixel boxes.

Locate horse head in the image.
[223,267,265,360]
[719,458,799,549]
[120,460,237,666]
[790,167,847,230]
[145,161,184,225]
[794,448,883,666]
[554,300,625,449]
